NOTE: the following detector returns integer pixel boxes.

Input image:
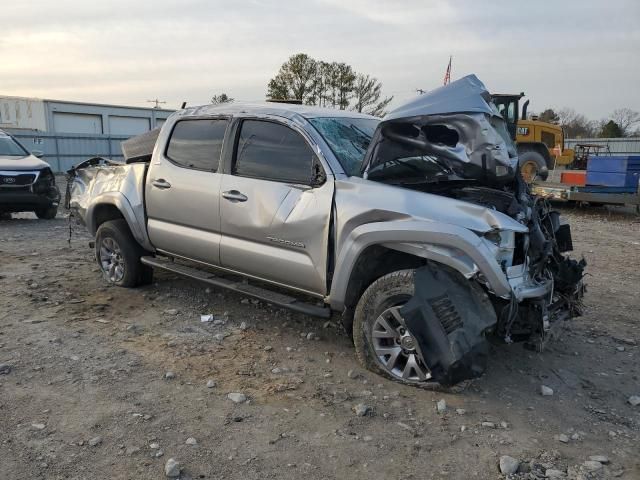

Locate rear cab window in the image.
[166,119,228,171]
[233,120,319,184]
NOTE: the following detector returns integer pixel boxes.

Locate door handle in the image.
[152,179,171,189]
[222,190,248,202]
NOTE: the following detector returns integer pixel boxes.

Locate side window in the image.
[234,120,317,184]
[166,119,228,171]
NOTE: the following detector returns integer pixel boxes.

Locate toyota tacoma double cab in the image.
[68,75,585,386]
[0,129,60,219]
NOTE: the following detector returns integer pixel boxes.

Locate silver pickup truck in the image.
[68,75,585,386]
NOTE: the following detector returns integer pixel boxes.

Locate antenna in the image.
[416,89,427,95]
[147,98,167,109]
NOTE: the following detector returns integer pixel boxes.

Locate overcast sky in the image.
[2,0,638,119]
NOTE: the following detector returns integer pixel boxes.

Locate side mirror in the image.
[310,159,327,187]
[32,150,44,158]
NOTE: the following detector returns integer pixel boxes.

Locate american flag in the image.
[443,56,452,85]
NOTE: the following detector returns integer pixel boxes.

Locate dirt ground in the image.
[1,180,639,479]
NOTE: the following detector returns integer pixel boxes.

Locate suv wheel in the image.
[35,206,58,219]
[95,219,152,287]
[353,270,432,384]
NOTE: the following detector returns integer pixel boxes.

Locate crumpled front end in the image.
[356,75,586,384]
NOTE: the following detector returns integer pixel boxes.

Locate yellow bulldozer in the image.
[492,93,574,182]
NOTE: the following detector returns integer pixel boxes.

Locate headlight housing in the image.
[481,229,516,270]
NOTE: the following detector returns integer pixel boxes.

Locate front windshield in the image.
[0,134,28,157]
[308,117,379,176]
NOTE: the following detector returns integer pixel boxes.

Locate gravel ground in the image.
[1,181,639,479]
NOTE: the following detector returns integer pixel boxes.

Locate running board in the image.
[140,256,331,318]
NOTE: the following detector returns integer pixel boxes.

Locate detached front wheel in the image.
[353,270,432,385]
[95,219,152,287]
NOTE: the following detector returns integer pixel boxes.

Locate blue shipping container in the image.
[586,156,640,191]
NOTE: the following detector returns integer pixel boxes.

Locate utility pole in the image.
[147,98,167,109]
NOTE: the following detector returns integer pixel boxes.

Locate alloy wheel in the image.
[371,305,431,382]
[98,237,125,283]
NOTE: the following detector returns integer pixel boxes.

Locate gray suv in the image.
[68,75,585,386]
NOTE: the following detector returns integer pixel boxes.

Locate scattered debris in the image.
[185,437,197,445]
[206,380,216,389]
[588,455,609,464]
[200,314,213,323]
[164,371,176,380]
[628,395,640,406]
[456,408,466,415]
[31,423,46,430]
[555,434,570,443]
[0,363,12,375]
[164,309,179,316]
[436,399,447,413]
[88,436,102,447]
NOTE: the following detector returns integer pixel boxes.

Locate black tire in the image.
[95,219,150,287]
[35,206,58,219]
[518,150,548,183]
[353,269,433,385]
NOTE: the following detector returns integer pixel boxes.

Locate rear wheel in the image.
[519,150,548,183]
[95,219,152,287]
[353,270,432,385]
[35,206,58,219]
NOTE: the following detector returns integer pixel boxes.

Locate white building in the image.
[0,95,175,171]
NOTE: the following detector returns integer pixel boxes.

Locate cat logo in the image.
[517,127,529,136]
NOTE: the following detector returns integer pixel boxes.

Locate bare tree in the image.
[352,74,393,117]
[557,108,596,138]
[211,93,233,105]
[610,108,640,136]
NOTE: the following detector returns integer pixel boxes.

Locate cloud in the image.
[1,0,638,118]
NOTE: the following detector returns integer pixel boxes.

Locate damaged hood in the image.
[361,74,517,183]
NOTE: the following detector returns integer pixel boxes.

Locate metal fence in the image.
[565,137,640,156]
[5,129,130,173]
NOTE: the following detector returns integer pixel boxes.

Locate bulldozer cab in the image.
[491,93,526,140]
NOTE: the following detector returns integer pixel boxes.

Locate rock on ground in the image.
[541,385,554,396]
[353,403,371,417]
[164,458,181,477]
[588,455,609,464]
[227,392,247,403]
[499,455,520,475]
